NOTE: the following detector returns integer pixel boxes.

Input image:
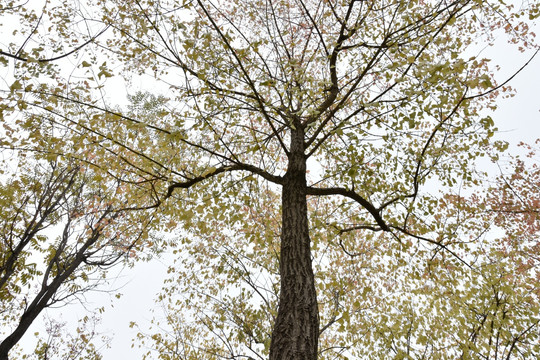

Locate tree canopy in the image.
[1,0,540,359]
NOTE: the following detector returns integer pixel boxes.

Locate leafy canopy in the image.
[1,0,540,358]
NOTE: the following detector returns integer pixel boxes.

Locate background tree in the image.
[1,0,539,359]
[0,150,157,358]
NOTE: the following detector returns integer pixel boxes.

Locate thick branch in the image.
[166,163,283,198]
[306,186,389,231]
[302,0,363,129]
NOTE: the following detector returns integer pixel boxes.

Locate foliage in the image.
[0,139,157,357]
[1,0,540,359]
[29,314,108,360]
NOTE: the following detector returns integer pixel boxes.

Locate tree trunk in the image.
[269,128,319,360]
[0,224,105,360]
[0,266,72,360]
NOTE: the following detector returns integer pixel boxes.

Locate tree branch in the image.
[166,163,283,198]
[306,185,389,231]
[0,26,109,63]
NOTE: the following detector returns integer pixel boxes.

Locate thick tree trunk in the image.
[269,129,319,360]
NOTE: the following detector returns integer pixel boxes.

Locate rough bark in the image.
[269,128,319,360]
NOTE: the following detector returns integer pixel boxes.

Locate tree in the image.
[1,0,539,359]
[0,151,157,358]
[137,142,540,359]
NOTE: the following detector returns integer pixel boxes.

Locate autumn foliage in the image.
[1,0,540,359]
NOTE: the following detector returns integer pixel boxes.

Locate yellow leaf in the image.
[10,80,22,92]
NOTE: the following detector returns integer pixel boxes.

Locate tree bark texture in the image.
[270,128,319,360]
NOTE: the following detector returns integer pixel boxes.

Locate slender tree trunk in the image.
[0,296,46,360]
[270,128,319,360]
[0,224,105,360]
[0,268,73,360]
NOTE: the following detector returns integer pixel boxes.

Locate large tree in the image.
[1,0,539,358]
